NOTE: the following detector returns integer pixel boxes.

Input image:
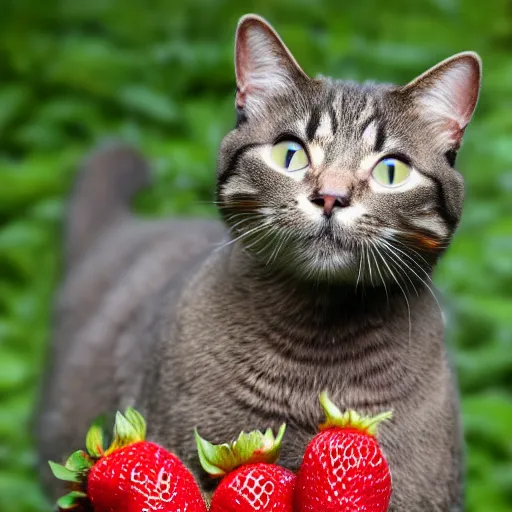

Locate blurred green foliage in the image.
[0,0,510,510]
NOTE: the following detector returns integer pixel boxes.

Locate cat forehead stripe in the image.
[361,119,378,148]
[315,112,333,139]
[358,108,387,153]
[373,122,386,152]
[328,104,339,135]
[306,107,322,141]
[305,107,336,141]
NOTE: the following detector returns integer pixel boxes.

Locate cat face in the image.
[217,15,481,284]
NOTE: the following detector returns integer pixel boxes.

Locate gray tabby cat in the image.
[36,14,481,511]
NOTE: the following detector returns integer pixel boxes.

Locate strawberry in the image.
[49,408,207,512]
[295,392,393,512]
[195,424,295,512]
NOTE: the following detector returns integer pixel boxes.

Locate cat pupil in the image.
[387,162,395,184]
[285,148,296,168]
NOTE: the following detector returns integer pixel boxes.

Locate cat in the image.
[36,14,481,511]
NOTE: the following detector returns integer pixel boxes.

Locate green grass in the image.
[0,0,511,510]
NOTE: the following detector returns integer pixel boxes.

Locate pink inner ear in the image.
[235,39,251,93]
[234,25,268,109]
[235,40,260,109]
[411,55,481,148]
[444,118,464,148]
[236,88,247,110]
[233,16,308,114]
[438,67,478,145]
[450,69,480,129]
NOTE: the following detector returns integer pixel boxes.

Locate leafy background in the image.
[0,0,511,510]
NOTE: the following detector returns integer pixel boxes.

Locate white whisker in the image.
[356,242,364,290]
[246,230,273,252]
[378,238,443,319]
[365,241,374,286]
[377,242,419,296]
[370,242,389,305]
[214,222,269,252]
[267,230,292,265]
[373,243,412,344]
[226,215,263,233]
[387,233,433,269]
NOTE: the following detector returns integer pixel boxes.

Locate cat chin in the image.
[285,247,360,283]
[241,235,362,283]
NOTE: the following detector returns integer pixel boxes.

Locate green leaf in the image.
[124,407,147,440]
[319,391,344,425]
[0,351,29,391]
[195,424,286,477]
[56,491,87,509]
[319,392,392,435]
[105,410,144,454]
[114,411,138,440]
[233,430,271,463]
[118,85,177,123]
[85,421,105,458]
[264,423,286,464]
[0,85,31,132]
[65,450,93,473]
[194,429,230,477]
[48,461,80,483]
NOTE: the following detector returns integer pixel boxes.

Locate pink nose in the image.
[309,192,350,217]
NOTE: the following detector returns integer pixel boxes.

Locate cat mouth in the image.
[318,221,337,239]
[310,221,357,249]
[300,231,359,267]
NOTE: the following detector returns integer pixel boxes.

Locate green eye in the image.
[372,158,411,187]
[271,141,309,172]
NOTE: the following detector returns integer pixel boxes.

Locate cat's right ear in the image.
[235,15,308,119]
[401,52,482,152]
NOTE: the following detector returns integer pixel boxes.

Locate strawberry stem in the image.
[319,391,392,436]
[104,407,146,455]
[195,424,286,478]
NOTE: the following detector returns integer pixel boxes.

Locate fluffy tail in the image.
[65,142,151,268]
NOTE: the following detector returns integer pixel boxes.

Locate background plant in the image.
[0,0,510,510]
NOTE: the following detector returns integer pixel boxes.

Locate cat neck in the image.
[220,243,429,349]
[191,242,444,407]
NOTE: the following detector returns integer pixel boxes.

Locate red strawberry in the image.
[295,392,393,512]
[49,408,207,512]
[195,424,295,512]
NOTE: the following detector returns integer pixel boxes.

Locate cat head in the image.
[216,15,481,285]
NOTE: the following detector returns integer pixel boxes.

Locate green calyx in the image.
[48,454,92,509]
[56,491,88,510]
[104,407,146,455]
[319,391,393,436]
[195,423,286,478]
[48,407,147,508]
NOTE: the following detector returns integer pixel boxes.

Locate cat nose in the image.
[309,191,350,217]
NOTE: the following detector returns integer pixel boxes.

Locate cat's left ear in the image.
[235,14,309,118]
[402,52,482,150]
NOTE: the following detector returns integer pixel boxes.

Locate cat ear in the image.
[235,14,308,117]
[402,52,482,149]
